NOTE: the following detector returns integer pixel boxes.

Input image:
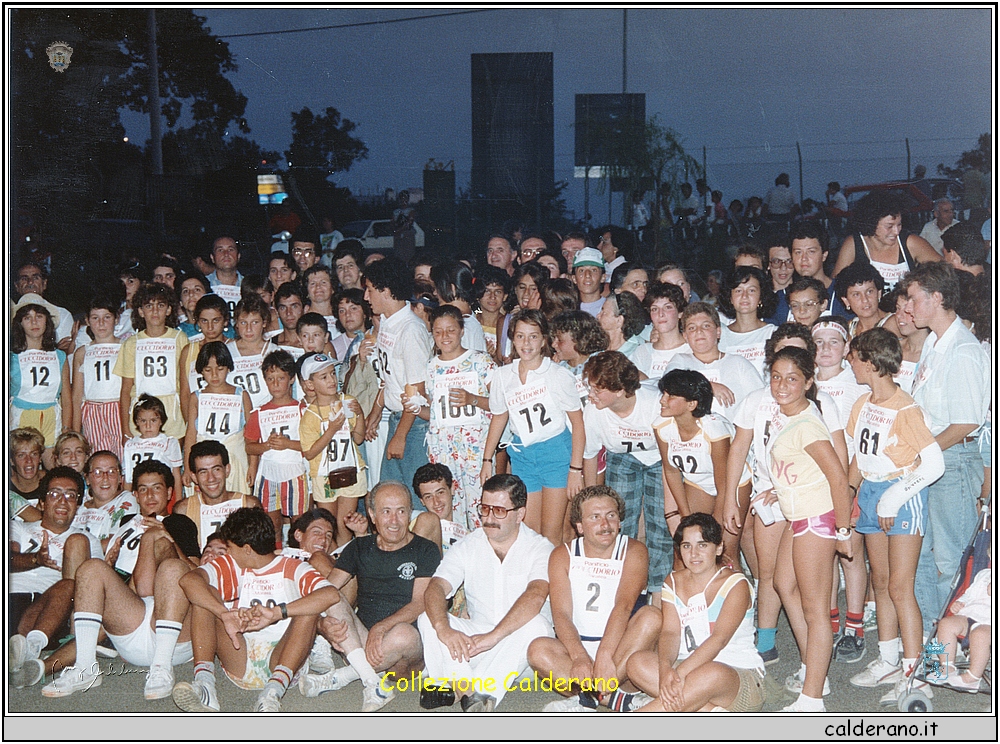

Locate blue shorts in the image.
[855,478,928,536]
[507,428,572,492]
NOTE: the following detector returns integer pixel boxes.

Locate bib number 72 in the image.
[517,402,551,434]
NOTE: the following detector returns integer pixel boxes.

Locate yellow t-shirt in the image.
[768,408,834,521]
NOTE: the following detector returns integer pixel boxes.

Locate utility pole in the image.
[147,10,164,239]
[622,9,628,94]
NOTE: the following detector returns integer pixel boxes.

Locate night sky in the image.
[122,7,993,225]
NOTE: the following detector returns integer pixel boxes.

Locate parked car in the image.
[844,179,963,233]
[340,219,425,253]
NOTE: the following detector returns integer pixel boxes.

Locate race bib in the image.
[196,393,243,440]
[229,354,268,408]
[135,338,177,396]
[433,371,481,428]
[211,283,242,317]
[506,380,560,446]
[83,343,122,402]
[17,350,61,405]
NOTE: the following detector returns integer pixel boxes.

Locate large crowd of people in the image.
[8,191,992,714]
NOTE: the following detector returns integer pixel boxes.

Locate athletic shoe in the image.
[41,665,101,697]
[759,647,780,666]
[542,696,596,712]
[833,632,865,663]
[12,659,45,689]
[850,658,901,688]
[862,605,878,633]
[784,670,830,696]
[419,687,456,709]
[9,635,28,673]
[24,630,47,660]
[628,692,655,711]
[95,639,119,659]
[460,691,497,712]
[308,637,335,674]
[782,697,825,712]
[361,682,395,712]
[298,667,356,698]
[934,672,982,694]
[880,675,933,705]
[171,679,220,712]
[144,664,175,700]
[253,687,282,713]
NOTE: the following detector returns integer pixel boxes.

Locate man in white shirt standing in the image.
[918,199,958,255]
[418,474,554,712]
[205,235,244,318]
[902,263,989,634]
[364,257,433,509]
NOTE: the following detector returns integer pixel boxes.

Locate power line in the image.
[217,9,495,40]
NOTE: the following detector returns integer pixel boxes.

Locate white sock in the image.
[346,648,380,688]
[795,693,825,711]
[72,614,102,672]
[151,620,183,668]
[878,639,900,666]
[902,657,917,677]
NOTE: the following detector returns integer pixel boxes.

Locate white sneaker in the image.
[782,697,826,712]
[172,679,220,712]
[9,635,29,673]
[308,636,335,674]
[880,675,934,705]
[361,681,395,712]
[850,658,902,688]
[144,664,174,700]
[298,666,356,698]
[629,692,655,711]
[542,696,596,712]
[12,659,45,689]
[41,665,101,698]
[783,669,830,696]
[25,630,47,660]
[253,687,282,713]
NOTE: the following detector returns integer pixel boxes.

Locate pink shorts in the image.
[790,509,837,540]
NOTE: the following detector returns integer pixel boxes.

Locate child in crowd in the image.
[11,302,72,453]
[72,293,124,457]
[226,294,275,410]
[122,394,183,505]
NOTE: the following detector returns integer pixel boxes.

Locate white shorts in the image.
[105,596,193,667]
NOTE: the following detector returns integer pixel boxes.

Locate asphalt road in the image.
[7,608,991,715]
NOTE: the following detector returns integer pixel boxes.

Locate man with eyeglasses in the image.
[517,232,547,265]
[9,467,103,689]
[72,451,138,550]
[418,474,554,712]
[764,239,795,324]
[206,235,244,317]
[290,226,322,275]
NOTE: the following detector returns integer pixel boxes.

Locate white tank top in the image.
[83,343,123,402]
[227,340,271,408]
[568,534,629,644]
[16,350,61,406]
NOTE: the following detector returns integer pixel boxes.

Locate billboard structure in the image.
[471,52,554,226]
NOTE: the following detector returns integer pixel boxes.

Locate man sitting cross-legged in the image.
[297,481,441,712]
[40,460,201,700]
[528,485,660,712]
[9,467,102,689]
[171,506,340,713]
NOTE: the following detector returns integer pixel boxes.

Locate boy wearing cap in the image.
[572,247,607,317]
[298,353,368,546]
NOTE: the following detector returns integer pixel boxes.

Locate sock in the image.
[830,608,841,634]
[263,664,293,698]
[578,691,599,709]
[795,692,824,711]
[25,629,49,660]
[346,648,380,688]
[865,600,876,616]
[606,688,639,712]
[756,627,777,653]
[72,613,102,672]
[194,661,216,687]
[151,620,183,668]
[845,611,864,638]
[878,639,900,666]
[902,657,917,678]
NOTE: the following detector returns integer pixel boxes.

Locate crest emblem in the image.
[46,41,74,72]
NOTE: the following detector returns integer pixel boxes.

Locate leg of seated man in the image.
[40,558,148,696]
[143,558,194,699]
[316,598,379,687]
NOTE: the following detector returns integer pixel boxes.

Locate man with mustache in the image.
[527,486,659,712]
[418,473,555,712]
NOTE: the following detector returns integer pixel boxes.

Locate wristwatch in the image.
[835,527,852,542]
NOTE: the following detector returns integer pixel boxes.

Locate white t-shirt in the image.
[653,413,735,496]
[816,365,869,459]
[123,434,183,485]
[664,352,764,416]
[374,303,433,413]
[719,324,776,378]
[631,341,692,380]
[72,490,138,541]
[9,522,103,594]
[489,358,582,446]
[583,385,661,466]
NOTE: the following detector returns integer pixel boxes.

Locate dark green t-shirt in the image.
[336,534,440,629]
